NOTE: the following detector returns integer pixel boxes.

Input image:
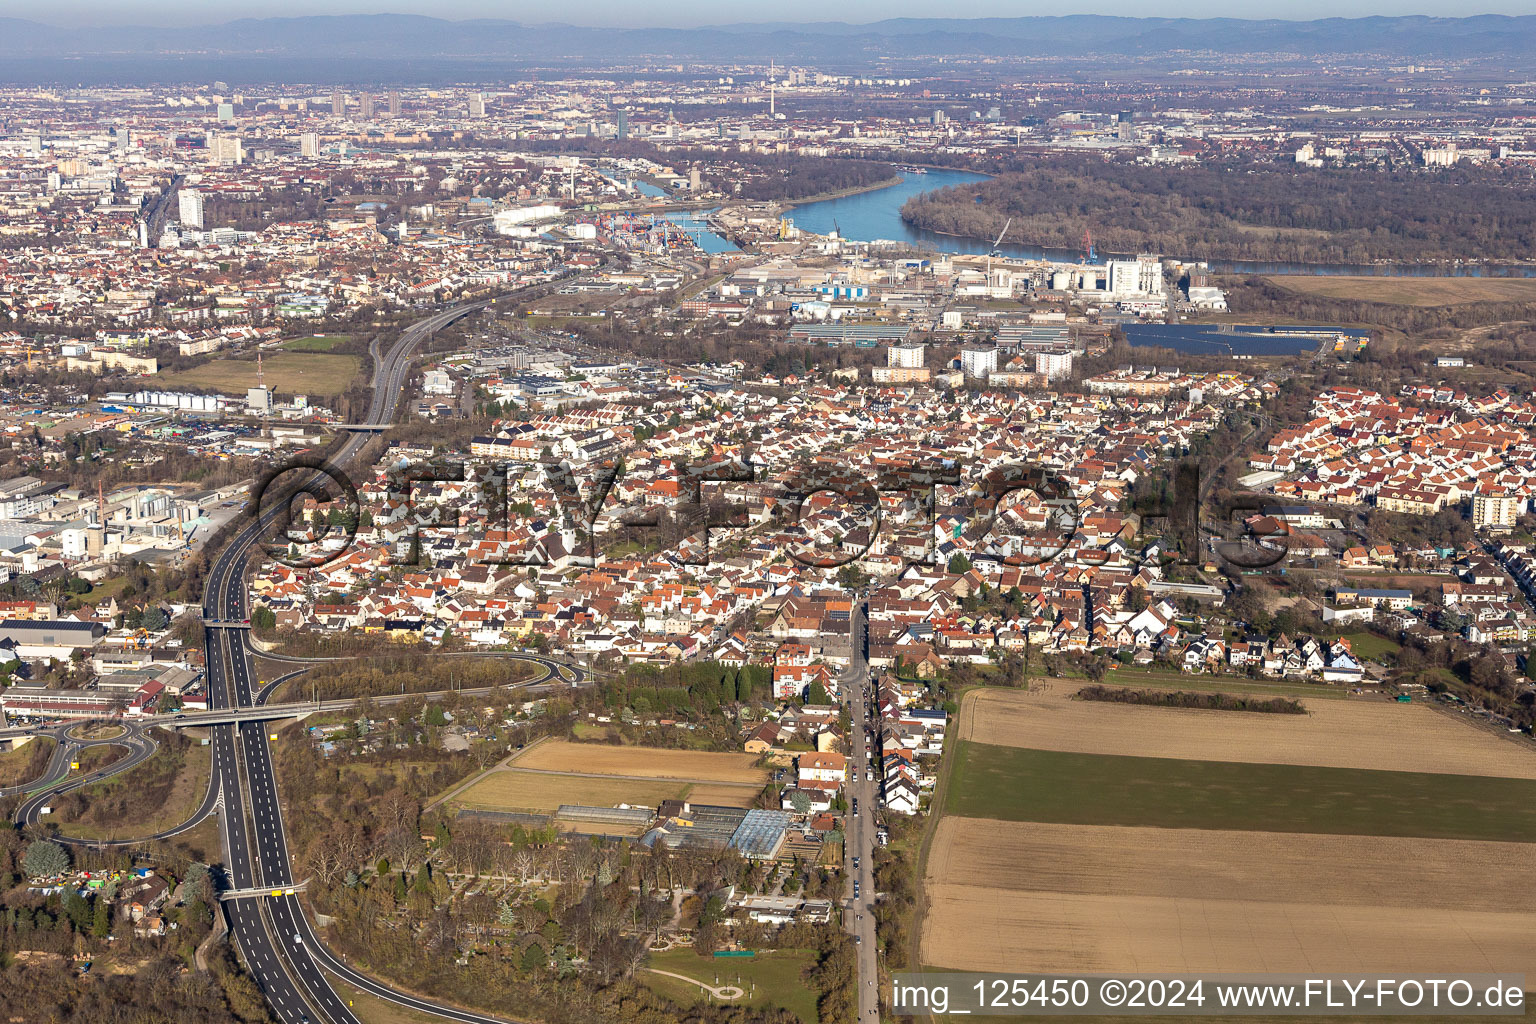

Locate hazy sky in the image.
[6,0,1536,27]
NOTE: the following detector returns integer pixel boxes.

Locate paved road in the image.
[11,300,553,1023]
[0,724,78,799]
[11,722,164,835]
[2,658,581,847]
[0,657,581,744]
[6,718,227,846]
[843,598,880,1022]
[199,302,540,1024]
[246,641,585,684]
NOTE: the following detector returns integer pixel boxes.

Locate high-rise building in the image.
[114,127,130,151]
[888,342,925,368]
[178,189,204,229]
[468,92,486,117]
[616,110,628,139]
[331,89,345,115]
[299,133,320,158]
[1472,491,1521,531]
[217,102,234,123]
[960,346,998,379]
[388,90,401,117]
[211,136,242,165]
[1035,350,1074,380]
[931,109,947,125]
[360,92,374,118]
[1424,144,1459,167]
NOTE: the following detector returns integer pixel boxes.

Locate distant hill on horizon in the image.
[2,12,1536,65]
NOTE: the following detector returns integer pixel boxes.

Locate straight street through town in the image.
[843,597,879,1021]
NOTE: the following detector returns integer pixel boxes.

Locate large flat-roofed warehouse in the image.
[788,323,911,347]
[0,619,106,660]
[2,685,123,718]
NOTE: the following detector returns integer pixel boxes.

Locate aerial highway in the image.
[3,661,580,845]
[7,301,546,1024]
[196,302,530,1024]
[246,641,587,682]
[11,722,217,845]
[0,723,81,800]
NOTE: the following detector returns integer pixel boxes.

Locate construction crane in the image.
[1082,227,1097,264]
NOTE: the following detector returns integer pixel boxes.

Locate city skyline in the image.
[6,1,1536,27]
[1,19,1534,1024]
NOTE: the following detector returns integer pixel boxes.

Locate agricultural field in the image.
[450,740,766,815]
[683,783,763,806]
[1265,275,1536,307]
[960,687,1536,777]
[510,740,767,784]
[924,819,1536,975]
[453,768,687,814]
[919,686,1536,978]
[162,352,362,397]
[1102,667,1346,699]
[947,744,1536,841]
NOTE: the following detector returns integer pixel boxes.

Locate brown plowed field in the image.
[959,687,1536,778]
[510,740,767,784]
[922,818,1536,975]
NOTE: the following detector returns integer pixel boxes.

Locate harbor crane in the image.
[986,217,1012,287]
[989,216,1012,257]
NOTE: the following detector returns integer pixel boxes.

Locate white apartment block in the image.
[1472,491,1521,531]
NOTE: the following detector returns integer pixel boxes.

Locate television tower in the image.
[769,60,775,117]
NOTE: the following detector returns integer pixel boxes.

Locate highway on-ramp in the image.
[11,302,554,1024]
[199,303,528,1024]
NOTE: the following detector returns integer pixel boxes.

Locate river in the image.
[788,168,1536,278]
[600,170,739,253]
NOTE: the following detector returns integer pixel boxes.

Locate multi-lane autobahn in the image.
[8,301,572,1023]
[190,301,564,1024]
